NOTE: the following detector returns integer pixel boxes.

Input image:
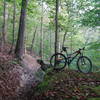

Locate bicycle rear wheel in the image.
[50,53,66,70]
[77,56,92,73]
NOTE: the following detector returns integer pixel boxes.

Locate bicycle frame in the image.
[65,49,83,65]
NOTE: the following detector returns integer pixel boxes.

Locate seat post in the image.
[65,50,68,57]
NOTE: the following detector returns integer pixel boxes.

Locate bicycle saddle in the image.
[62,46,68,51]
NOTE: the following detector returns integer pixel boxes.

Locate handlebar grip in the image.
[82,47,85,50]
[79,47,85,51]
[83,47,85,50]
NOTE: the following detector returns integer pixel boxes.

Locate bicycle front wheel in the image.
[50,53,67,70]
[77,56,92,73]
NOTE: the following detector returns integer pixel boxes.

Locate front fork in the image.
[80,53,85,64]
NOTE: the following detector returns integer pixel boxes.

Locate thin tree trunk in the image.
[55,0,59,66]
[55,0,59,54]
[62,31,67,47]
[9,0,16,54]
[1,0,7,50]
[30,26,37,53]
[40,0,43,59]
[49,29,52,56]
[15,0,28,59]
[70,34,72,53]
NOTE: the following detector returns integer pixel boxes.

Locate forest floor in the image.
[32,69,100,100]
[0,45,100,100]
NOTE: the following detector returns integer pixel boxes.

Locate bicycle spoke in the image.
[77,56,92,73]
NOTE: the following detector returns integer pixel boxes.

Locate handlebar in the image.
[79,47,85,51]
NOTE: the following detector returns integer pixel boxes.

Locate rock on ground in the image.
[0,53,45,100]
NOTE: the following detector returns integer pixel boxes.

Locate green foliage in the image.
[88,41,100,50]
[80,0,100,27]
[82,9,100,27]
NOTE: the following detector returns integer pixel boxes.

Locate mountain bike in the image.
[50,47,92,73]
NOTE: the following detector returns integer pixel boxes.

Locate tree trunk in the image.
[70,34,72,53]
[1,0,7,50]
[49,29,52,56]
[30,26,37,53]
[39,0,43,60]
[55,0,59,66]
[55,0,59,54]
[62,31,67,47]
[9,0,16,54]
[15,0,28,59]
